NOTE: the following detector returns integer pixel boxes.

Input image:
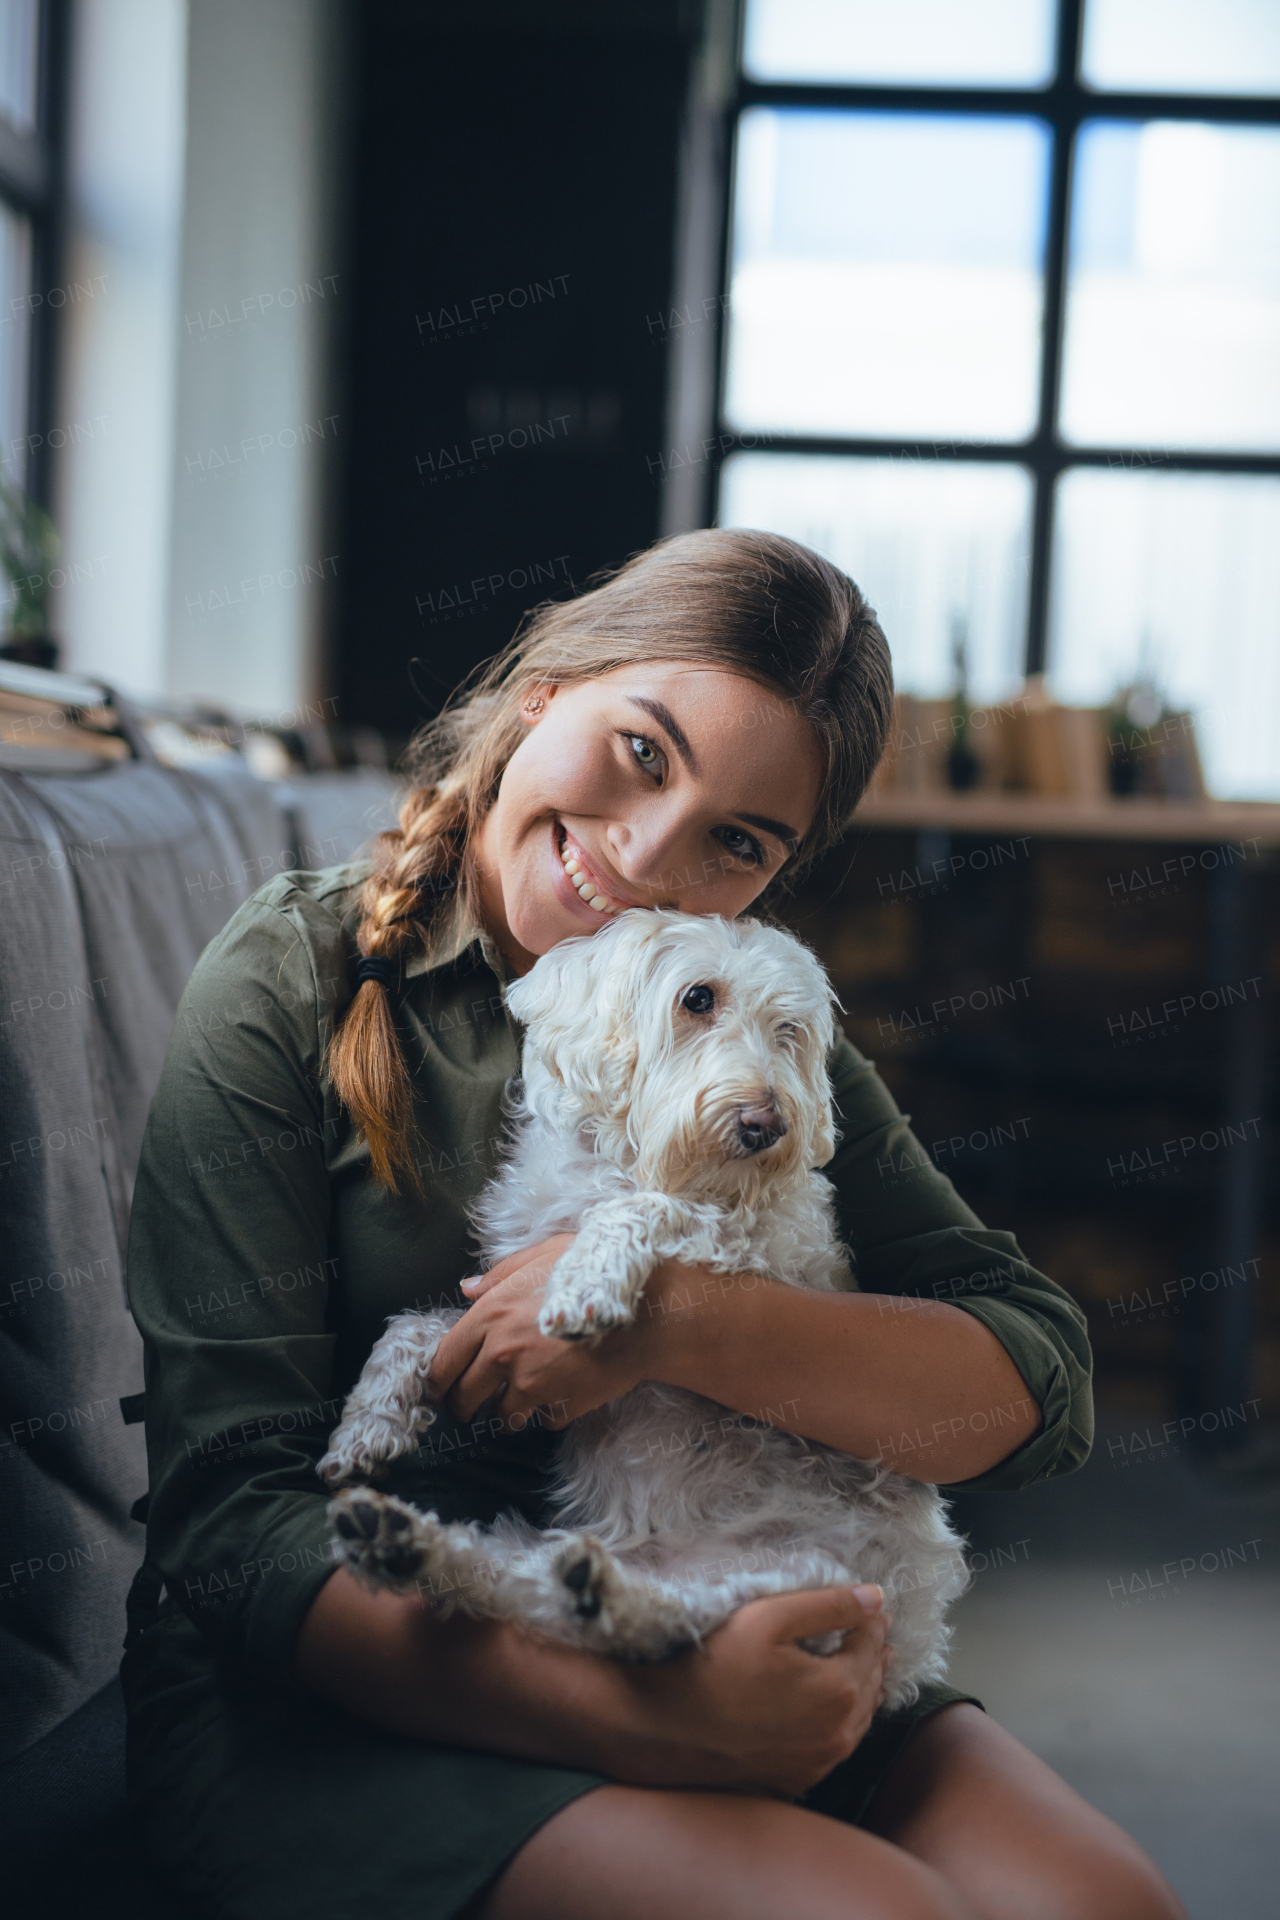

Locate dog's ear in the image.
[504,912,663,1106]
[803,950,840,1166]
[503,934,595,1037]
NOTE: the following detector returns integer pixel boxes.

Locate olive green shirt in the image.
[127,866,1093,1685]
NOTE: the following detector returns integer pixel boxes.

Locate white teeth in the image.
[560,834,619,913]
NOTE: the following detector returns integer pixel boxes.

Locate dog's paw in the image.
[538,1287,633,1343]
[554,1534,617,1622]
[317,1403,437,1488]
[553,1538,704,1660]
[328,1489,427,1590]
[317,1445,386,1488]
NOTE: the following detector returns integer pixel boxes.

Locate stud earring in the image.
[524,696,545,716]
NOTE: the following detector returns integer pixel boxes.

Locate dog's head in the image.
[505,910,838,1200]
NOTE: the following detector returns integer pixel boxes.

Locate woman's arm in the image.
[295,1564,893,1800]
[644,1265,1039,1480]
[432,1034,1092,1490]
[432,1244,1038,1483]
[128,882,361,1676]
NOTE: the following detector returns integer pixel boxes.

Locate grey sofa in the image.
[0,754,399,1905]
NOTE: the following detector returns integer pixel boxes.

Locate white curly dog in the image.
[320,909,968,1706]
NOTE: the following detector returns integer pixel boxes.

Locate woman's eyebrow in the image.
[625,697,701,775]
[735,812,801,853]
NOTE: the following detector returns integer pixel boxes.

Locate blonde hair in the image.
[328,529,892,1189]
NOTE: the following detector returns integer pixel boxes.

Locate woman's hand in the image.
[612,1584,894,1798]
[429,1237,655,1428]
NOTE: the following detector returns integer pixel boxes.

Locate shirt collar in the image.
[401,894,515,986]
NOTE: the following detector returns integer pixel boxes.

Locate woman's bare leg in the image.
[867,1705,1188,1920]
[474,1706,1189,1920]
[474,1786,977,1920]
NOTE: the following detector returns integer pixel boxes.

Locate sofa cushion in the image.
[0,757,399,1764]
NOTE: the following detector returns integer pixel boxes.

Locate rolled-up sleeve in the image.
[824,1035,1093,1491]
[127,885,346,1680]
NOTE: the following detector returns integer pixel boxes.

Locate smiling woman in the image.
[121,529,1177,1920]
[326,530,890,1190]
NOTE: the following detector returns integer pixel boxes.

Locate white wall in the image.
[165,0,346,717]
[51,0,187,694]
[51,0,346,716]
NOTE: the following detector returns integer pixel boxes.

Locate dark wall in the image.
[337,2,697,737]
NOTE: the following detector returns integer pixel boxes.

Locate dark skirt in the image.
[122,1603,981,1920]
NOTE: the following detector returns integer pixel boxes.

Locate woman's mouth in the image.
[554,825,634,916]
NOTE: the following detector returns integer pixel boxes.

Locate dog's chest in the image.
[547,1380,867,1548]
[475,1129,631,1261]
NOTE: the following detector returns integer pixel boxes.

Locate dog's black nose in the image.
[736,1104,788,1153]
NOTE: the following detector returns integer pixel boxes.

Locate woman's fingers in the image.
[445,1345,516,1423]
[456,1233,575,1305]
[431,1236,643,1427]
[426,1309,488,1397]
[749,1584,885,1649]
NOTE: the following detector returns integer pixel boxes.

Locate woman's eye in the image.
[628,735,662,776]
[716,826,765,868]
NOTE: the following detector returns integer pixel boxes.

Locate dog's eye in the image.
[681,984,715,1016]
[777,1022,800,1045]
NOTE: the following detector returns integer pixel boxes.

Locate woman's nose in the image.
[605,815,709,901]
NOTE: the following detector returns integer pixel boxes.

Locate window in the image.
[713,0,1280,798]
[0,0,59,499]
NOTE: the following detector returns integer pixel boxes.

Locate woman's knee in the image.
[869,1707,1187,1920]
[473,1784,978,1920]
[1070,1845,1187,1920]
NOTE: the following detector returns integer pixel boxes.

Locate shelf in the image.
[850,790,1280,846]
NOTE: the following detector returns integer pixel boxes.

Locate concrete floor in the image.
[943,1415,1280,1920]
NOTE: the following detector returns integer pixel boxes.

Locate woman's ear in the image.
[518,683,558,725]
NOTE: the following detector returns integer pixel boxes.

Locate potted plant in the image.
[0,477,60,670]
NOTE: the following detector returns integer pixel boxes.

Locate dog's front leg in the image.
[318,1308,464,1485]
[537,1194,707,1341]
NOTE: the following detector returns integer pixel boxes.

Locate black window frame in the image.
[706,0,1280,677]
[0,0,68,511]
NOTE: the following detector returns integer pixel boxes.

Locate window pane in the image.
[0,0,39,132]
[725,111,1050,441]
[743,0,1057,88]
[1060,121,1280,450]
[1082,0,1280,96]
[0,199,32,481]
[1048,469,1280,800]
[720,451,1031,705]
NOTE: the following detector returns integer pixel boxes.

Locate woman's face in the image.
[474,663,825,973]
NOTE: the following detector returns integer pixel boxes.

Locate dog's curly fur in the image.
[320,910,969,1705]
